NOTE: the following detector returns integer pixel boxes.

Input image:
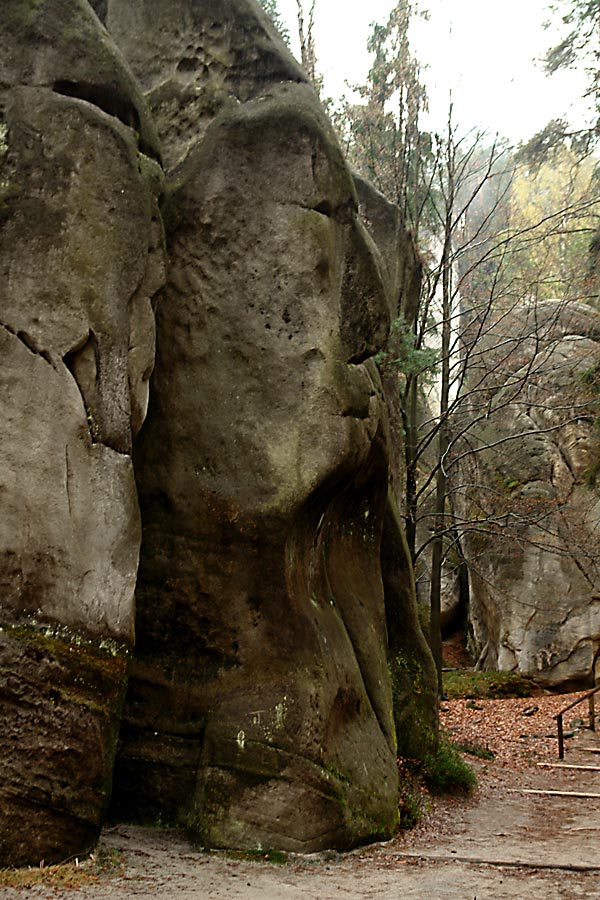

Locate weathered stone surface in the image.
[0,0,439,862]
[354,178,438,756]
[90,0,305,174]
[122,107,396,848]
[97,0,411,852]
[354,174,422,328]
[0,0,164,865]
[381,495,438,759]
[455,301,600,687]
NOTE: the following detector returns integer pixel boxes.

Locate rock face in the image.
[456,301,600,687]
[0,0,439,864]
[93,0,436,851]
[353,176,438,758]
[0,0,164,865]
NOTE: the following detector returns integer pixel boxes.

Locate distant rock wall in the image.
[0,0,165,865]
[455,301,600,687]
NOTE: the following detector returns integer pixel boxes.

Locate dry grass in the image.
[0,848,124,890]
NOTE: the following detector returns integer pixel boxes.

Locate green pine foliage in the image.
[333,1,435,233]
[257,0,290,45]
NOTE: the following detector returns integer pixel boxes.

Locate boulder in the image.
[99,0,406,852]
[0,0,164,865]
[455,301,600,687]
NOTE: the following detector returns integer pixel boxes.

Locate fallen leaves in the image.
[441,690,592,769]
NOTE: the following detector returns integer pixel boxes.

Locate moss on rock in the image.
[0,619,130,866]
[381,492,439,761]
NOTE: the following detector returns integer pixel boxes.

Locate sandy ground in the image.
[3,703,600,900]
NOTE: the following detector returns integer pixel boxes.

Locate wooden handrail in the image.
[554,685,600,719]
[554,685,600,759]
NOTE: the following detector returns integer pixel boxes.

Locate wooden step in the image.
[509,789,600,798]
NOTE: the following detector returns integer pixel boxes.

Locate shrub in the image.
[398,785,424,829]
[397,761,425,829]
[422,738,477,794]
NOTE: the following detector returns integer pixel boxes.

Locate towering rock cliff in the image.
[0,0,165,865]
[0,0,438,864]
[94,0,402,851]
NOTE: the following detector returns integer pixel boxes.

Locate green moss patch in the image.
[3,620,130,711]
[443,669,540,700]
[421,738,477,794]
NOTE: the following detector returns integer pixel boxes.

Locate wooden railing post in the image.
[557,713,564,760]
[554,684,600,757]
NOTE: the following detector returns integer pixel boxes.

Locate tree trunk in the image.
[429,106,454,696]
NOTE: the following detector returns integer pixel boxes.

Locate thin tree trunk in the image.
[405,371,419,565]
[429,105,454,696]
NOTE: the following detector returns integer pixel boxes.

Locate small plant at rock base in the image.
[397,758,425,829]
[219,848,288,865]
[398,784,424,829]
[421,738,477,794]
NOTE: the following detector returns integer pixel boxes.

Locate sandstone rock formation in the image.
[0,0,164,865]
[455,300,600,687]
[0,0,439,865]
[353,177,438,758]
[95,0,437,851]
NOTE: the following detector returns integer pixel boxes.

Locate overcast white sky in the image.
[276,0,592,143]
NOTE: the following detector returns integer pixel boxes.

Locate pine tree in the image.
[258,0,290,45]
[296,0,323,96]
[335,1,431,232]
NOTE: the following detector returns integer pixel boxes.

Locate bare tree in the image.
[336,0,600,687]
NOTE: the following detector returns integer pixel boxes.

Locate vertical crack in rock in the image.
[0,321,54,366]
[52,80,160,162]
[63,330,101,444]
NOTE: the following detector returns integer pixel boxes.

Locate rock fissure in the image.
[51,80,159,162]
[0,320,54,366]
[0,0,438,865]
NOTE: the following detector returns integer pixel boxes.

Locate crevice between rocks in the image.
[0,321,54,366]
[62,331,132,457]
[52,80,160,163]
[63,330,101,446]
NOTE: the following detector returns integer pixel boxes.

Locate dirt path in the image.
[3,701,600,899]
